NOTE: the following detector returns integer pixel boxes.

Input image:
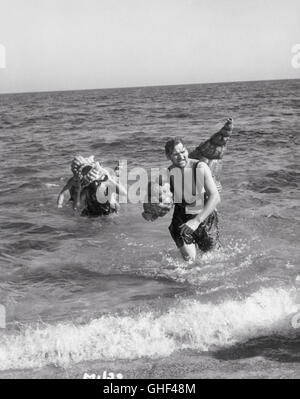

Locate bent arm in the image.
[73,180,82,210]
[194,163,220,224]
[76,189,87,213]
[57,178,73,208]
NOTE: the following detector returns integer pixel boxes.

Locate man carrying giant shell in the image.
[142,118,233,262]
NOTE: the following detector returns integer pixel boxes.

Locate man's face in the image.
[169,143,189,168]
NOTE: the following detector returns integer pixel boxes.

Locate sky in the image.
[0,0,299,94]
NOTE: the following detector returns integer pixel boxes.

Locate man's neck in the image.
[170,158,195,170]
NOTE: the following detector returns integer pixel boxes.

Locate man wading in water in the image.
[166,138,221,262]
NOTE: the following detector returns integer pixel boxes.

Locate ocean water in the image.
[0,79,299,379]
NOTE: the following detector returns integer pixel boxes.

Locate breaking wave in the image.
[0,286,299,371]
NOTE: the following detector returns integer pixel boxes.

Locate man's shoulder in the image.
[189,159,208,169]
[168,164,177,173]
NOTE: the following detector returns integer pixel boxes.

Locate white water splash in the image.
[0,286,298,371]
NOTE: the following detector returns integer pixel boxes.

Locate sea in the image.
[0,79,299,379]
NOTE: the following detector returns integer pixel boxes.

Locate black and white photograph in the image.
[0,0,299,380]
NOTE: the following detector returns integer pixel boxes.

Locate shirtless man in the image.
[57,157,94,210]
[166,137,221,262]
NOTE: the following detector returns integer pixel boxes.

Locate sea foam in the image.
[0,286,299,371]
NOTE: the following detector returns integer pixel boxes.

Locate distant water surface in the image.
[0,79,299,378]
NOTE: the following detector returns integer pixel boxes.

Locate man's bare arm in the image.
[195,162,220,224]
[57,178,74,208]
[76,189,87,213]
[180,163,220,234]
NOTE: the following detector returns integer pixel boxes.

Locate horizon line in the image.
[0,77,299,96]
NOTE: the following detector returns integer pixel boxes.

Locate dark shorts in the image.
[169,205,220,252]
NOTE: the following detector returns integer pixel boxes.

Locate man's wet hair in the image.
[165,137,185,157]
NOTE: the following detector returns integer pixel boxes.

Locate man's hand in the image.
[86,169,102,182]
[179,219,201,237]
[85,162,108,184]
[71,155,96,176]
[57,194,64,208]
[97,165,111,180]
[71,156,86,173]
